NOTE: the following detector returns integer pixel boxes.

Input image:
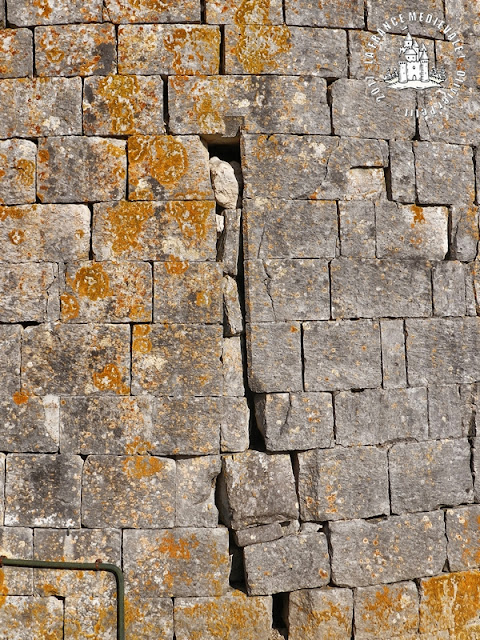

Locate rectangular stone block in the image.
[0,204,90,262]
[223,275,243,336]
[0,394,58,452]
[339,201,375,258]
[390,140,416,203]
[330,511,446,587]
[288,588,353,640]
[5,454,82,528]
[428,384,474,439]
[286,0,364,27]
[0,528,32,595]
[365,1,445,36]
[244,533,330,595]
[125,598,173,640]
[218,208,241,276]
[0,28,32,78]
[37,137,126,204]
[221,396,249,453]
[354,582,419,640]
[297,446,389,521]
[170,75,330,135]
[335,388,428,446]
[389,439,474,514]
[0,325,21,395]
[7,0,103,25]
[176,456,221,527]
[234,523,283,547]
[433,261,466,316]
[132,324,222,396]
[254,392,334,451]
[118,25,220,75]
[451,203,479,262]
[0,262,58,323]
[331,258,432,319]
[222,336,245,397]
[0,77,82,137]
[380,319,407,388]
[84,75,165,136]
[104,0,200,23]
[123,528,230,597]
[417,89,480,146]
[206,0,283,24]
[22,324,130,396]
[0,139,36,204]
[64,595,116,639]
[35,24,116,76]
[446,505,480,572]
[303,320,382,391]
[0,596,63,638]
[82,455,175,529]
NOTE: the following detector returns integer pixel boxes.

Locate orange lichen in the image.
[166,201,211,240]
[0,571,8,608]
[60,293,80,321]
[8,229,25,245]
[95,75,140,134]
[132,325,152,353]
[157,531,198,560]
[122,455,165,479]
[106,201,153,255]
[129,136,189,195]
[163,27,220,75]
[362,585,417,635]
[233,24,291,74]
[92,363,129,395]
[125,436,153,455]
[291,596,350,638]
[70,263,112,301]
[33,0,53,19]
[0,206,25,221]
[410,204,426,227]
[38,149,50,164]
[12,390,29,405]
[15,159,35,187]
[164,255,189,274]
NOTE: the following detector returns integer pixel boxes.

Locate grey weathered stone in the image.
[218,209,241,276]
[417,89,480,146]
[339,201,375,257]
[428,385,474,439]
[330,511,446,586]
[176,456,221,527]
[450,203,479,262]
[82,455,175,529]
[303,320,382,391]
[125,598,173,640]
[331,258,432,319]
[390,140,416,203]
[210,158,239,209]
[380,319,407,388]
[0,596,63,638]
[105,0,200,23]
[234,523,283,547]
[468,262,480,317]
[244,533,330,595]
[0,2,4,28]
[220,397,250,453]
[223,336,245,397]
[0,139,36,205]
[5,454,82,528]
[0,325,21,395]
[389,439,474,514]
[7,0,103,25]
[246,322,302,393]
[286,0,364,27]
[254,392,334,451]
[297,446,389,521]
[0,394,58,453]
[335,388,428,446]
[365,1,445,36]
[64,595,116,639]
[223,276,244,336]
[475,438,480,502]
[0,263,58,323]
[288,588,354,640]
[446,505,480,571]
[0,528,32,595]
[445,0,480,37]
[123,528,230,597]
[432,261,466,316]
[354,581,419,639]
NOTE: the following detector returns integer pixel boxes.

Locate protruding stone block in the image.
[0,139,36,205]
[7,0,103,25]
[288,588,353,640]
[234,523,283,547]
[176,456,221,528]
[0,263,58,322]
[104,0,200,23]
[223,275,244,336]
[354,582,419,639]
[221,397,249,453]
[222,336,245,397]
[446,505,480,571]
[0,394,58,452]
[339,201,376,258]
[0,28,32,78]
[286,0,364,27]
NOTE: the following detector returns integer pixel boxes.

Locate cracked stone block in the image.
[5,454,82,528]
[125,598,173,640]
[389,140,416,203]
[286,0,363,27]
[223,336,245,397]
[34,529,121,597]
[176,456,221,527]
[206,0,283,24]
[23,324,130,396]
[244,533,330,595]
[0,325,21,395]
[7,0,103,25]
[218,451,298,530]
[234,523,283,547]
[450,203,479,261]
[0,28,32,78]
[35,24,116,77]
[132,324,222,396]
[246,259,330,322]
[446,505,480,572]
[118,25,220,75]
[175,590,273,640]
[406,318,480,385]
[330,511,446,587]
[288,588,354,640]
[297,446,389,522]
[242,134,387,200]
[104,0,200,23]
[380,319,407,388]
[254,392,334,451]
[339,201,375,258]
[415,141,475,205]
[37,137,126,204]
[62,261,152,323]
[0,204,90,262]
[243,199,338,260]
[93,200,216,262]
[335,388,428,446]
[84,75,165,136]
[0,262,58,322]
[0,394,58,453]
[331,258,432,319]
[304,320,382,391]
[246,322,302,393]
[0,596,63,638]
[432,261,466,316]
[389,439,474,514]
[376,202,448,260]
[128,135,213,201]
[123,528,230,597]
[221,397,249,453]
[418,89,480,145]
[64,595,116,639]
[223,276,244,336]
[0,528,32,595]
[170,75,330,135]
[0,139,36,205]
[354,582,419,640]
[428,384,474,439]
[365,1,445,36]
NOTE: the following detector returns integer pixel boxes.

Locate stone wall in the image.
[0,0,479,637]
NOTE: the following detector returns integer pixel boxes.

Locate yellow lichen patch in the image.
[95,75,140,134]
[233,24,291,74]
[132,324,152,354]
[233,0,273,25]
[0,206,25,221]
[70,263,112,301]
[92,363,129,395]
[125,436,153,455]
[163,26,220,75]
[361,585,418,636]
[14,159,35,187]
[166,201,211,241]
[0,571,8,608]
[60,293,80,321]
[33,0,53,19]
[122,455,165,479]
[157,531,199,560]
[8,229,25,245]
[410,204,426,227]
[106,201,153,255]
[12,390,29,405]
[129,136,189,194]
[164,255,189,275]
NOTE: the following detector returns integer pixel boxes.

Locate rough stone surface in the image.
[0,28,32,78]
[339,201,376,258]
[104,0,200,23]
[365,1,445,36]
[446,505,480,571]
[450,203,479,262]
[206,0,283,24]
[0,262,58,323]
[286,0,364,27]
[8,0,103,25]
[64,595,116,639]
[176,456,221,527]
[380,319,407,389]
[432,261,467,316]
[234,523,283,547]
[288,587,354,640]
[417,89,480,146]
[125,598,174,640]
[0,394,59,453]
[354,582,419,639]
[220,397,250,453]
[0,325,21,395]
[0,139,36,205]
[390,140,416,204]
[222,336,245,397]
[0,596,63,638]
[223,275,244,336]
[0,527,33,595]
[209,157,239,209]
[218,209,241,276]
[428,384,474,439]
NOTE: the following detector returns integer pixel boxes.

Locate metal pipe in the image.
[0,557,125,640]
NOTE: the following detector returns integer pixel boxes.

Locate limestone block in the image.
[365,1,445,36]
[37,137,126,204]
[428,384,474,439]
[223,336,245,397]
[0,28,32,78]
[206,0,283,24]
[246,322,302,393]
[169,75,330,135]
[297,446,389,522]
[104,0,199,22]
[243,199,338,260]
[0,204,90,262]
[0,2,4,27]
[0,528,32,595]
[5,454,82,528]
[128,135,213,201]
[7,0,103,25]
[254,392,334,451]
[123,528,230,597]
[223,276,244,336]
[354,582,419,639]
[35,24,116,76]
[0,596,63,638]
[0,325,21,395]
[0,77,82,137]
[445,0,480,37]
[288,588,353,640]
[418,89,480,145]
[84,75,165,136]
[330,511,446,587]
[339,201,376,257]
[285,0,364,27]
[93,201,217,262]
[34,529,121,597]
[376,202,448,259]
[389,140,416,203]
[432,261,466,316]
[234,523,283,547]
[246,259,330,322]
[380,319,407,388]
[0,394,58,452]
[335,388,428,446]
[125,598,173,640]
[220,397,250,453]
[0,262,58,322]
[118,25,220,75]
[450,203,479,261]
[0,139,36,205]
[218,451,298,529]
[446,505,480,571]
[331,258,432,319]
[244,533,330,595]
[64,595,116,639]
[176,456,221,527]
[303,320,382,391]
[218,209,241,276]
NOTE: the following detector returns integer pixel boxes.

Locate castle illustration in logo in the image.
[384,31,446,89]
